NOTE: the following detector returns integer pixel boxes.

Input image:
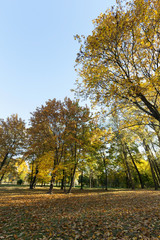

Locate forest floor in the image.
[0,186,160,240]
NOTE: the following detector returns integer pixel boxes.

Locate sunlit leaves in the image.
[75,0,160,123]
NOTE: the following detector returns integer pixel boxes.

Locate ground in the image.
[0,186,160,239]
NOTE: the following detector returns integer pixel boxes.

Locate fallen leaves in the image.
[0,187,160,239]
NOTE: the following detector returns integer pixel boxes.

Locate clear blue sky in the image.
[0,0,116,123]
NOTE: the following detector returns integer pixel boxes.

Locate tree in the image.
[62,98,93,193]
[28,99,66,191]
[0,115,26,183]
[28,98,93,193]
[75,0,160,123]
[16,160,28,184]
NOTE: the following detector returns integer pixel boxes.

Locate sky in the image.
[0,0,116,123]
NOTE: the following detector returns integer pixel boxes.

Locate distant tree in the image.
[0,115,26,183]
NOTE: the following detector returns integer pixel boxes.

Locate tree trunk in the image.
[150,122,160,147]
[67,142,78,194]
[148,143,160,184]
[122,144,135,190]
[125,174,130,188]
[56,181,58,187]
[67,163,77,193]
[154,161,160,180]
[103,158,108,191]
[48,175,56,194]
[30,160,34,188]
[89,175,92,188]
[126,144,144,189]
[61,170,65,190]
[0,153,8,171]
[30,167,38,189]
[150,159,160,185]
[0,159,11,185]
[80,171,84,190]
[0,172,5,184]
[150,160,159,190]
[143,139,159,190]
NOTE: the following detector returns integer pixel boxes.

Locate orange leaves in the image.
[1,187,160,239]
[27,98,95,191]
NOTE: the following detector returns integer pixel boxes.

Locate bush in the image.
[17,179,23,185]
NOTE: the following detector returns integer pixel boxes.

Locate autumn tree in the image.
[60,98,93,193]
[16,160,28,184]
[28,98,94,193]
[0,115,26,183]
[28,99,65,191]
[86,127,111,190]
[26,110,49,189]
[75,0,160,124]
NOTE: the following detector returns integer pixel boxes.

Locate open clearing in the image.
[0,187,160,239]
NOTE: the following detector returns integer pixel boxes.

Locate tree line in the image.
[1,97,160,192]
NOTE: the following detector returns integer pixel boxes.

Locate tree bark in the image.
[67,141,78,194]
[0,159,11,185]
[30,166,39,189]
[0,153,8,171]
[126,144,144,189]
[61,170,65,190]
[89,173,92,188]
[150,159,160,185]
[80,171,84,190]
[103,158,108,191]
[122,144,135,190]
[48,174,56,194]
[0,172,5,184]
[148,143,160,184]
[143,139,159,190]
[67,163,77,193]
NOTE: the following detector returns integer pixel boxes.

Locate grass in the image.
[0,186,160,239]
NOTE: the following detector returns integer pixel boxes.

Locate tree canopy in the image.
[75,0,160,123]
